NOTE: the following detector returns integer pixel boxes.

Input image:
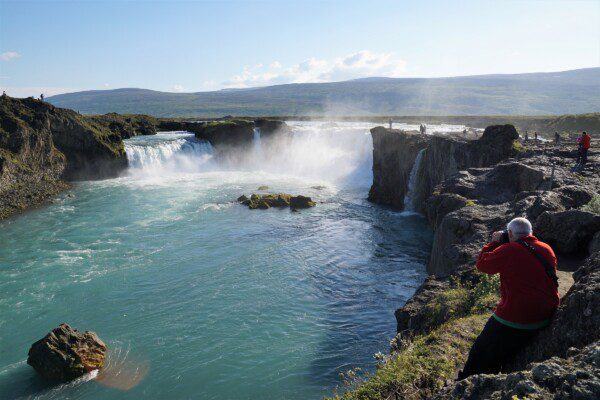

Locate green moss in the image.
[465,200,476,206]
[331,314,488,400]
[512,140,525,152]
[580,194,600,214]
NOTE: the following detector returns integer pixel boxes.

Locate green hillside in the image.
[47,68,600,117]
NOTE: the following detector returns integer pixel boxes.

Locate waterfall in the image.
[253,127,263,159]
[403,149,425,212]
[125,133,214,174]
[124,124,373,185]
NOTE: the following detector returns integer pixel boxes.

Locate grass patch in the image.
[331,314,488,400]
[512,140,525,153]
[581,194,600,214]
[420,273,500,332]
[329,273,499,399]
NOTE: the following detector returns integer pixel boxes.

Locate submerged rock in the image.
[237,193,316,210]
[257,185,269,190]
[27,323,107,381]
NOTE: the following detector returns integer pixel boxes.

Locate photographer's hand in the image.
[491,231,504,243]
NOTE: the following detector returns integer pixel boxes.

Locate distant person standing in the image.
[40,93,44,101]
[525,131,529,141]
[534,132,538,142]
[554,132,560,145]
[389,118,393,129]
[575,132,591,168]
[422,124,427,135]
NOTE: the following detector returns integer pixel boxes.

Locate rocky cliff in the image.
[0,96,157,219]
[368,125,518,212]
[338,128,600,399]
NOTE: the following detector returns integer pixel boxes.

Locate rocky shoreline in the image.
[337,126,599,399]
[0,96,290,220]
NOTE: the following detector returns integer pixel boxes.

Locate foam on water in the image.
[0,121,439,400]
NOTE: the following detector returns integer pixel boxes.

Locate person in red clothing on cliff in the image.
[458,217,559,380]
[575,131,592,168]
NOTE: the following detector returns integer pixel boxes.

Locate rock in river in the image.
[27,323,107,381]
[237,193,316,210]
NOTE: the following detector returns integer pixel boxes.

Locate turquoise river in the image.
[0,121,461,400]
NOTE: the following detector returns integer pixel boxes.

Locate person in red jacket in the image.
[458,217,559,380]
[577,132,592,168]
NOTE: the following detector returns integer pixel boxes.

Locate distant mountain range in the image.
[48,68,600,117]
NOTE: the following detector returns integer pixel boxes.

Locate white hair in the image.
[507,217,532,239]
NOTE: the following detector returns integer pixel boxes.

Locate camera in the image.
[499,230,510,244]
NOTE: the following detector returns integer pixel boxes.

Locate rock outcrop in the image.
[434,342,600,400]
[368,125,518,211]
[27,323,107,381]
[254,118,291,137]
[0,96,157,219]
[535,210,600,254]
[237,193,316,210]
[0,97,68,219]
[368,127,429,209]
[359,132,600,400]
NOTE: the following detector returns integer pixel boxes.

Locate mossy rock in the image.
[27,323,107,382]
[238,193,316,210]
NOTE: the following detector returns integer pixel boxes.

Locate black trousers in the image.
[576,148,588,165]
[458,316,540,380]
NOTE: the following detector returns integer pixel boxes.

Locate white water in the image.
[125,133,214,176]
[124,123,375,186]
[253,127,263,160]
[403,149,425,212]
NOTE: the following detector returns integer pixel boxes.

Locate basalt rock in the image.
[0,96,158,219]
[368,127,429,209]
[434,342,600,400]
[27,323,107,382]
[412,125,519,213]
[90,113,157,139]
[0,97,68,219]
[290,195,316,209]
[238,193,316,210]
[427,203,508,277]
[535,210,600,254]
[368,125,518,212]
[254,119,290,137]
[194,120,255,149]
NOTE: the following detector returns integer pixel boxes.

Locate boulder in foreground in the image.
[27,323,107,381]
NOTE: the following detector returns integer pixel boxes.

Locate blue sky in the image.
[1,0,599,97]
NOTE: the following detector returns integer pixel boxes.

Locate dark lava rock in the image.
[254,119,290,137]
[535,210,600,254]
[27,323,107,381]
[290,195,316,209]
[433,342,600,399]
[238,193,316,210]
[194,120,254,148]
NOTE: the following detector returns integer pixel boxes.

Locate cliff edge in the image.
[336,127,599,399]
[0,96,156,220]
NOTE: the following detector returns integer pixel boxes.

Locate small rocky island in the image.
[27,324,107,381]
[237,193,316,210]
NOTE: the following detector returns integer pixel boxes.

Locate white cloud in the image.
[222,50,407,88]
[172,84,186,92]
[0,51,21,61]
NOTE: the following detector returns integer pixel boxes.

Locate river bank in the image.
[336,127,599,399]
